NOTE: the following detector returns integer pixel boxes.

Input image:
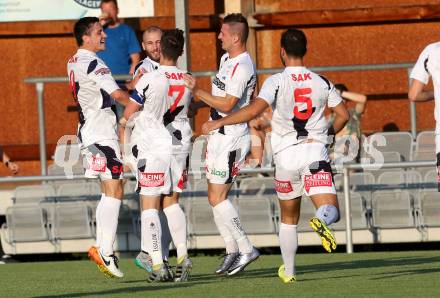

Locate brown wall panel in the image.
[256,22,440,133]
[154,0,216,16]
[255,0,440,12]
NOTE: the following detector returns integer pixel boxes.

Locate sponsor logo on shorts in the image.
[90,156,106,172]
[211,168,227,178]
[274,179,293,193]
[304,172,332,192]
[139,172,165,187]
[74,0,100,9]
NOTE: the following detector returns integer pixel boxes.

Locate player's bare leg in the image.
[278,198,301,283]
[88,179,124,278]
[209,182,259,276]
[310,194,339,253]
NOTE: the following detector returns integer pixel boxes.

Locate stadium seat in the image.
[371,190,415,228]
[187,179,235,235]
[372,132,413,161]
[238,178,276,233]
[418,190,440,227]
[56,181,101,197]
[13,184,56,204]
[53,202,93,239]
[239,177,278,227]
[333,174,343,192]
[350,172,375,206]
[116,204,135,235]
[412,151,436,179]
[5,205,49,242]
[297,196,316,232]
[332,192,368,230]
[47,164,86,189]
[415,130,435,154]
[424,170,437,187]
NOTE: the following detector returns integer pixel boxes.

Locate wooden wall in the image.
[0,0,439,175]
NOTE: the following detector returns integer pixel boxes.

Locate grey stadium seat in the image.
[13,184,56,204]
[53,202,93,239]
[57,181,101,197]
[5,205,49,242]
[238,178,276,233]
[372,190,414,228]
[418,190,440,227]
[374,132,413,161]
[415,130,435,154]
[332,192,367,230]
[297,196,316,232]
[187,179,223,235]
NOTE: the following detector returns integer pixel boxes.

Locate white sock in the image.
[213,200,252,254]
[279,223,298,276]
[94,193,105,248]
[141,209,163,266]
[163,203,188,260]
[98,196,121,256]
[212,206,238,254]
[159,210,172,261]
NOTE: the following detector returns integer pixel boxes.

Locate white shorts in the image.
[81,140,123,181]
[132,135,172,197]
[170,153,189,193]
[205,133,250,184]
[274,142,336,200]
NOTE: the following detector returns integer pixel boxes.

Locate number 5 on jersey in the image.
[293,87,313,120]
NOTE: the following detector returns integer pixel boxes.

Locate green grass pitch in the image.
[1,250,439,297]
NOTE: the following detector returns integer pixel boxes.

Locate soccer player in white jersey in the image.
[67,17,134,278]
[121,29,192,282]
[133,26,161,76]
[201,28,349,283]
[184,13,259,276]
[408,43,439,189]
[129,25,176,277]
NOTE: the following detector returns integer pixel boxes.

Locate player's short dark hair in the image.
[161,29,184,61]
[334,84,348,93]
[281,28,307,58]
[100,0,118,8]
[223,13,249,44]
[74,17,99,47]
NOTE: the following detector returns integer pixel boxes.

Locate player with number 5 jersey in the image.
[201,28,349,283]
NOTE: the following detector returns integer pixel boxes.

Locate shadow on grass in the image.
[33,283,192,298]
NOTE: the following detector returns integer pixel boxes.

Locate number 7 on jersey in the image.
[168,85,185,113]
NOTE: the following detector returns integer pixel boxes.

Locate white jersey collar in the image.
[77,48,98,57]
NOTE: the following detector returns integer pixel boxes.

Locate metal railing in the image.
[1,160,437,254]
[24,62,415,176]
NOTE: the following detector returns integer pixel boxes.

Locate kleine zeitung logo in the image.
[74,0,101,9]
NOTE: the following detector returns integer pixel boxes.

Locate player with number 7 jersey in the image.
[121,29,193,282]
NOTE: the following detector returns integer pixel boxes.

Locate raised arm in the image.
[202,98,269,135]
[408,79,434,102]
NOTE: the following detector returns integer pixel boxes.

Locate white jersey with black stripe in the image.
[410,42,440,134]
[210,52,257,136]
[67,49,120,148]
[133,56,159,77]
[258,66,342,153]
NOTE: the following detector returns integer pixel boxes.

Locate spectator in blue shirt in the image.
[98,0,141,118]
[98,0,141,76]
